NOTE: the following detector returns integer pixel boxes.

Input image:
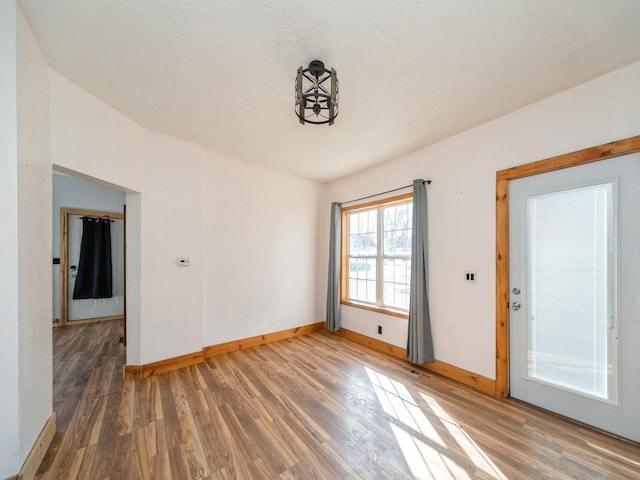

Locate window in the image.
[341,193,412,317]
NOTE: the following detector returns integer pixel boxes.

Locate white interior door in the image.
[68,214,125,321]
[509,153,640,442]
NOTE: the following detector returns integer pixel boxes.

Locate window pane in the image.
[383,203,412,255]
[349,258,376,278]
[384,231,410,255]
[394,283,409,310]
[384,203,412,230]
[348,278,357,299]
[349,209,377,256]
[353,279,376,304]
[382,258,410,309]
[526,183,611,399]
[350,213,360,235]
[350,234,377,256]
[366,279,376,303]
[348,258,376,304]
[382,281,410,310]
[368,209,377,233]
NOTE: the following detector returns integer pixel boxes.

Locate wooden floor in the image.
[38,322,640,479]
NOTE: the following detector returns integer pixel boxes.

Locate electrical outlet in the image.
[177,257,191,267]
[377,325,382,335]
[465,271,477,283]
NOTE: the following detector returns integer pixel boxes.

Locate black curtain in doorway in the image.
[72,217,113,299]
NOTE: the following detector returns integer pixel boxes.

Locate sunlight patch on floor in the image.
[390,423,471,479]
[421,392,508,480]
[365,367,508,480]
[587,442,640,467]
[365,367,445,447]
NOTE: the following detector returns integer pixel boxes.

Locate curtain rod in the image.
[80,216,115,222]
[339,179,431,206]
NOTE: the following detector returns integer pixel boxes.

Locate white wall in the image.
[0,5,54,477]
[50,70,146,364]
[0,3,20,477]
[202,151,322,345]
[137,129,204,362]
[49,70,323,364]
[50,71,204,364]
[0,6,54,477]
[322,61,640,380]
[17,4,53,465]
[52,173,126,319]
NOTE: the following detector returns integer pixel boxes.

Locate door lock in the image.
[512,301,521,311]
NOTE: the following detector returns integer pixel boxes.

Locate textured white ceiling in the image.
[18,1,640,182]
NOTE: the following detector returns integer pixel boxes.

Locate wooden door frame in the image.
[123,204,127,346]
[60,207,125,326]
[495,135,640,398]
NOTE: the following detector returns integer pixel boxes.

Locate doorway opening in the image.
[52,170,133,353]
[59,207,125,326]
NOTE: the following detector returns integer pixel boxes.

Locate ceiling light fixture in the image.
[295,60,338,125]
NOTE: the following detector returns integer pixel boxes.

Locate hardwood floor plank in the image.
[133,426,153,480]
[38,324,640,479]
[167,373,211,479]
[116,376,135,436]
[149,447,171,480]
[65,445,87,480]
[167,445,192,480]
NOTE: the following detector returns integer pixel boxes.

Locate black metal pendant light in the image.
[295,60,338,125]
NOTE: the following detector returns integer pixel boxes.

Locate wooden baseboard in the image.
[421,358,496,396]
[123,322,325,379]
[64,315,123,326]
[203,322,325,357]
[335,328,496,396]
[124,351,204,379]
[123,365,142,380]
[121,322,495,396]
[335,328,406,358]
[142,351,204,378]
[18,412,56,480]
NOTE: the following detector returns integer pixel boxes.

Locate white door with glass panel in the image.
[509,154,640,442]
[68,214,125,321]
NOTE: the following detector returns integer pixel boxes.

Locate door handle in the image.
[512,301,521,311]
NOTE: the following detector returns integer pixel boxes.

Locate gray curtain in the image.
[326,202,341,331]
[407,179,434,363]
